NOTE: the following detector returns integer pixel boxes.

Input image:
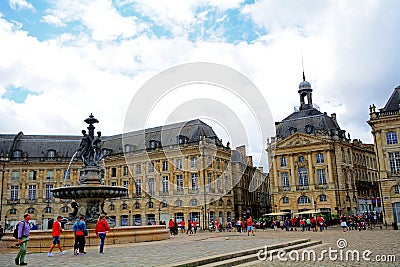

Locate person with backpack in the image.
[73,215,88,255]
[15,213,30,266]
[48,216,65,256]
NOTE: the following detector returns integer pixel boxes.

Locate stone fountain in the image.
[52,114,128,228]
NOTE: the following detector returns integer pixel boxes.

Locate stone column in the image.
[326,150,334,184]
[273,156,278,193]
[289,155,296,190]
[307,153,314,189]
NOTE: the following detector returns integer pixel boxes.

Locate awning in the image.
[294,210,319,215]
[263,212,290,216]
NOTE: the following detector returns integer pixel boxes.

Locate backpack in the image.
[13,221,24,239]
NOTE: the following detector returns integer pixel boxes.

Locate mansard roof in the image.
[276,108,341,139]
[0,119,225,160]
[380,86,400,112]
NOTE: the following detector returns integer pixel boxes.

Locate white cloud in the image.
[9,0,35,11]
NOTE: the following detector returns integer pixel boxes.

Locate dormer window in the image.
[47,150,56,159]
[149,140,158,149]
[305,125,313,134]
[124,144,132,153]
[102,148,110,156]
[289,127,297,135]
[177,135,188,145]
[13,150,22,159]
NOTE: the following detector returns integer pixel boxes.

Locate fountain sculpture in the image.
[52,114,128,228]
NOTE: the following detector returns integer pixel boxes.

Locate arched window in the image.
[121,203,128,210]
[227,199,232,206]
[148,201,154,209]
[27,207,35,214]
[10,208,17,214]
[282,197,289,204]
[61,206,69,213]
[386,131,398,145]
[175,200,182,207]
[109,204,115,211]
[298,196,310,204]
[134,202,140,209]
[218,199,223,206]
[45,207,52,213]
[319,194,327,202]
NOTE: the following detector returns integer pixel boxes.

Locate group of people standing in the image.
[13,213,110,266]
[168,219,198,235]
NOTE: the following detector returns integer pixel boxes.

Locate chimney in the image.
[331,113,336,121]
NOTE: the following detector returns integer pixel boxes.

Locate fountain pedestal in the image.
[52,114,128,226]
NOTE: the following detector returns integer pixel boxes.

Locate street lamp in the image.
[0,158,8,223]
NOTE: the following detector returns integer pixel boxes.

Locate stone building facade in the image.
[0,119,235,230]
[267,76,379,217]
[368,86,400,226]
[231,145,270,220]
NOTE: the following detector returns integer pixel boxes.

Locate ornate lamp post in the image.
[0,158,7,223]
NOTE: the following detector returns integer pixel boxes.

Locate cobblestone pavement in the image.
[0,227,399,267]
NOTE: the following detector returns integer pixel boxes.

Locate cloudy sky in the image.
[0,0,399,168]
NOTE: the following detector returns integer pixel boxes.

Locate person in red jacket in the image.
[95,214,110,254]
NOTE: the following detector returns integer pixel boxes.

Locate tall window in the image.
[320,194,327,202]
[176,175,183,192]
[298,167,309,187]
[191,173,199,191]
[280,157,287,167]
[191,157,197,168]
[149,162,154,172]
[123,180,129,188]
[208,173,213,192]
[394,185,400,194]
[28,185,36,200]
[10,185,18,201]
[63,170,70,180]
[111,168,117,177]
[282,197,289,204]
[317,169,327,185]
[389,152,400,173]
[216,175,222,193]
[123,166,129,176]
[162,176,169,193]
[11,171,20,180]
[148,178,154,195]
[45,184,53,200]
[347,150,351,164]
[386,131,398,145]
[176,159,183,169]
[281,172,289,188]
[162,161,168,171]
[45,207,52,213]
[224,175,230,192]
[46,170,54,180]
[135,179,141,196]
[216,159,221,169]
[316,153,324,164]
[298,156,305,163]
[136,164,141,174]
[29,170,37,180]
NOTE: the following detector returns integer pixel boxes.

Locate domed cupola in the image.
[298,72,313,111]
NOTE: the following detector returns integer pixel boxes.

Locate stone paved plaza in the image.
[0,226,399,267]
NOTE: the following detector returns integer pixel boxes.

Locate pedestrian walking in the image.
[246,216,255,236]
[168,219,175,236]
[73,215,88,255]
[48,216,65,256]
[193,220,197,234]
[186,220,193,234]
[95,214,110,254]
[15,213,30,266]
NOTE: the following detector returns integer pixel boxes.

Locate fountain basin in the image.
[52,185,128,199]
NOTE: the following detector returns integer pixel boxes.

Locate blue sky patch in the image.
[3,85,38,103]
